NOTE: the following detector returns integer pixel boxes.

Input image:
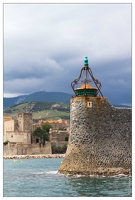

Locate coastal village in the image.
[3,113,70,157]
[3,57,132,177]
[3,4,132,197]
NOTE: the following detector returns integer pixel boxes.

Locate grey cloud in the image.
[4,4,132,105]
[4,55,64,81]
[4,4,131,61]
[4,57,132,105]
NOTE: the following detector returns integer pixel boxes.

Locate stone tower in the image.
[17,113,33,132]
[58,57,132,176]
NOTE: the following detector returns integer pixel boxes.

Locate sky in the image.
[3,3,132,105]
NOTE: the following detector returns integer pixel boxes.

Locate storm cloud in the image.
[4,3,132,105]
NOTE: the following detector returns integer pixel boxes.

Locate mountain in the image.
[4,101,70,120]
[4,91,73,109]
[3,91,131,109]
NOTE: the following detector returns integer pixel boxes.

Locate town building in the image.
[3,113,69,156]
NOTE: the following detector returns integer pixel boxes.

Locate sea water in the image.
[3,158,132,197]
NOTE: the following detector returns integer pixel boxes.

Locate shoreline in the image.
[58,167,132,177]
[3,154,65,159]
[3,154,132,177]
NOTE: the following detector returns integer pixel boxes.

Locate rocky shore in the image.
[58,167,132,177]
[4,154,65,159]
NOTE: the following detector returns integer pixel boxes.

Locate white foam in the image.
[32,172,46,175]
[111,174,129,178]
[46,170,58,174]
[75,175,84,178]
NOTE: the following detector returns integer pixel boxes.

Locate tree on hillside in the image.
[33,124,52,147]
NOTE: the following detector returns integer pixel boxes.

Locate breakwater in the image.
[4,154,65,159]
[58,97,132,176]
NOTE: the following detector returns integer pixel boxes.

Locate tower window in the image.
[87,102,92,108]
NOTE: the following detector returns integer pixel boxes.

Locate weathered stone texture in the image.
[4,141,52,156]
[58,96,132,176]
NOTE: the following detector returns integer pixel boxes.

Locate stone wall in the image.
[4,113,33,144]
[49,129,69,146]
[31,142,52,155]
[6,131,31,144]
[4,120,15,141]
[58,96,132,176]
[17,113,32,132]
[4,141,52,156]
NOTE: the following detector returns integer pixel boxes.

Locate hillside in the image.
[4,91,131,109]
[4,91,73,109]
[4,101,70,120]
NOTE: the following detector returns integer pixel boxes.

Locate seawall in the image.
[4,142,52,156]
[58,96,132,176]
[4,154,65,159]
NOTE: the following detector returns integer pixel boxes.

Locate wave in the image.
[46,171,58,174]
[111,174,131,178]
[57,173,132,178]
[32,170,59,176]
[32,171,132,178]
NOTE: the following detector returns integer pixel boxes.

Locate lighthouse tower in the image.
[58,57,132,176]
